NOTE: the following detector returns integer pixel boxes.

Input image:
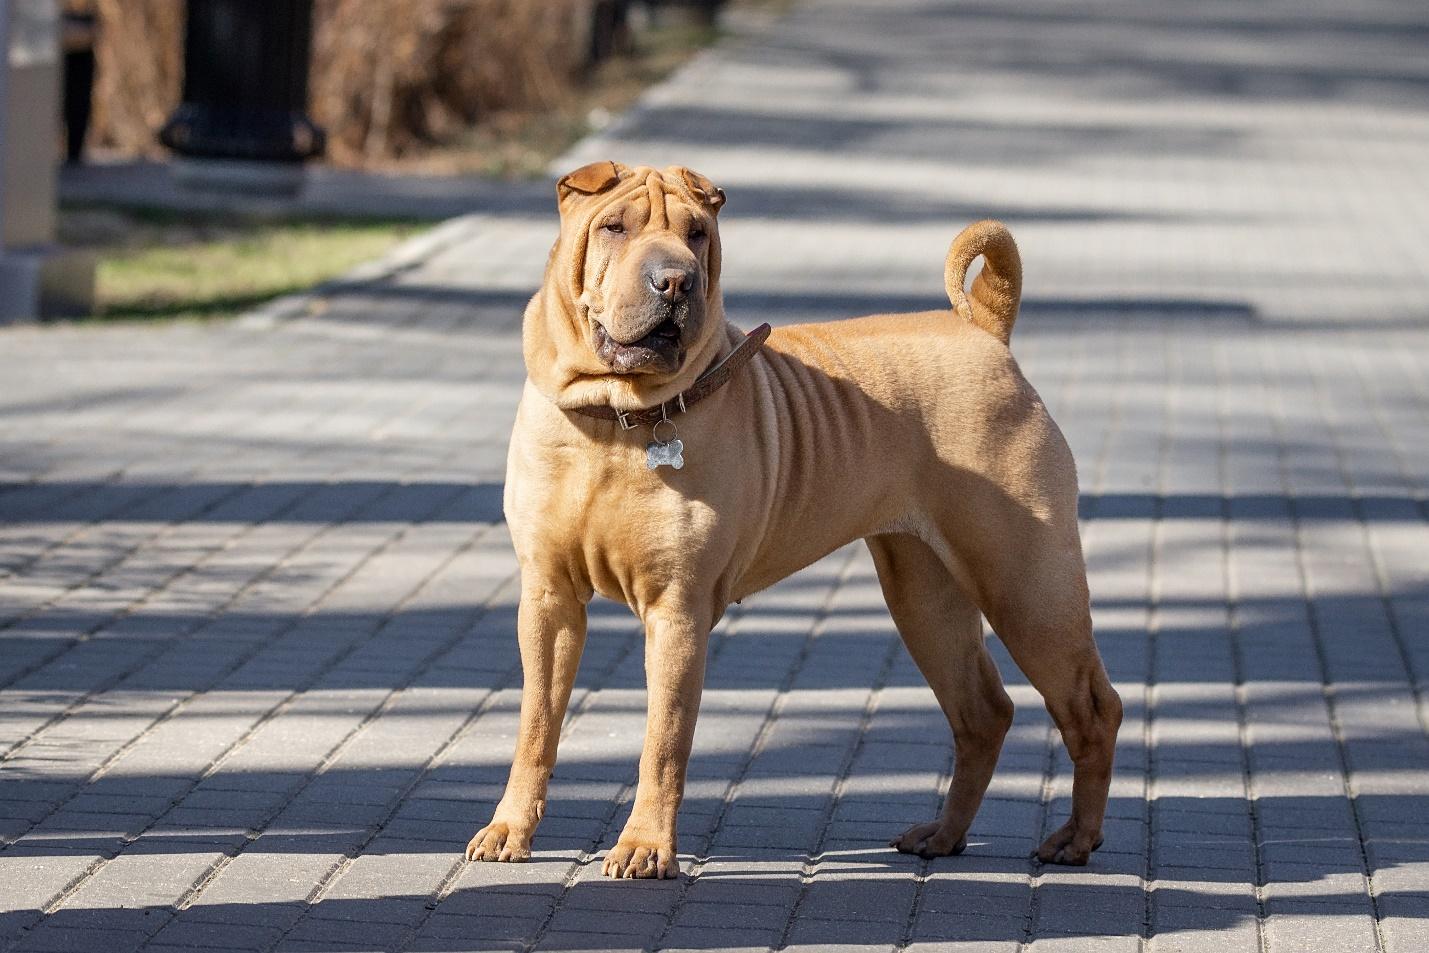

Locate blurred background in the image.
[4,0,767,325]
[69,0,737,174]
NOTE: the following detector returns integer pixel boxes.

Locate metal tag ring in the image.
[651,418,679,444]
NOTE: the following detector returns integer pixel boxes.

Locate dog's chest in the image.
[508,430,721,597]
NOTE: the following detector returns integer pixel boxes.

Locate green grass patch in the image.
[59,206,422,322]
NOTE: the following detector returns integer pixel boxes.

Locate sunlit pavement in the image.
[3,0,1428,950]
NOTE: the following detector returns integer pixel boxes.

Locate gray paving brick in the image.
[797,876,918,923]
[283,916,414,946]
[680,876,803,910]
[146,917,286,951]
[3,0,1428,951]
[904,941,1020,953]
[659,937,773,953]
[531,932,649,953]
[544,907,670,939]
[9,925,151,953]
[415,910,548,940]
[782,913,904,948]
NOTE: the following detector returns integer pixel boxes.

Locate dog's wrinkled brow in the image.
[646,173,668,229]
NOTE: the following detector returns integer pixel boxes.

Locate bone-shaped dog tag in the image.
[646,438,684,470]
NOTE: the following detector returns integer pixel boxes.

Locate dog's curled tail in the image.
[945,220,1022,345]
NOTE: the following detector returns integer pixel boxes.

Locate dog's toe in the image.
[602,840,679,879]
[465,822,531,862]
[1034,821,1103,866]
[891,821,967,858]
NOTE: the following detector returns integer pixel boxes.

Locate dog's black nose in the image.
[649,268,694,303]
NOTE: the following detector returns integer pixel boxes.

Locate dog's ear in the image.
[679,168,726,214]
[557,161,626,209]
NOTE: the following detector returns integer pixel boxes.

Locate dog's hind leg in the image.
[867,532,1014,858]
[978,545,1122,866]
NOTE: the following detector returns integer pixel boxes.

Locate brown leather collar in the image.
[570,323,771,429]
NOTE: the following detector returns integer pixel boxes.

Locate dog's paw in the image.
[890,820,968,859]
[1033,820,1104,866]
[465,821,533,862]
[601,838,680,879]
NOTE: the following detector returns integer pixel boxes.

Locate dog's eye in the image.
[601,221,625,234]
[688,226,706,241]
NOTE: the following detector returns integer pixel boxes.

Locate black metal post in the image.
[590,0,631,66]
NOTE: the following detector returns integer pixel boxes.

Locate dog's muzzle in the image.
[593,317,685,374]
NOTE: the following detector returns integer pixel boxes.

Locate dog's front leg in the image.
[466,579,588,862]
[601,609,709,879]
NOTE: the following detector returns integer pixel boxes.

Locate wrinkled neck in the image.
[522,278,735,413]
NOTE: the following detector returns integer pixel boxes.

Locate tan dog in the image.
[466,161,1122,879]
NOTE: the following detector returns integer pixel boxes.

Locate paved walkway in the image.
[4,0,1429,951]
[58,160,551,221]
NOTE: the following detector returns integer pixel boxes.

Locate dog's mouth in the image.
[593,319,684,374]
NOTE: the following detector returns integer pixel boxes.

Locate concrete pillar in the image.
[0,0,94,323]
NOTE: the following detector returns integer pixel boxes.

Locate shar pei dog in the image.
[466,161,1122,878]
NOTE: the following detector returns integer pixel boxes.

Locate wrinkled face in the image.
[557,162,724,376]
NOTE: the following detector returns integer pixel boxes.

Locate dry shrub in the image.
[88,0,183,157]
[84,0,593,165]
[312,0,593,165]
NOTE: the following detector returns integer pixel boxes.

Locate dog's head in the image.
[550,161,726,378]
